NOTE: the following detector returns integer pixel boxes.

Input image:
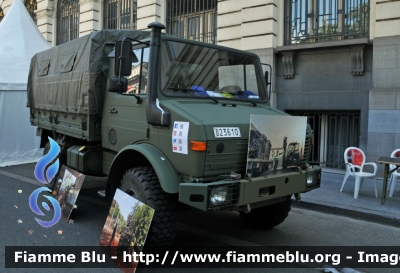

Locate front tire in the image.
[241,196,292,229]
[120,166,177,246]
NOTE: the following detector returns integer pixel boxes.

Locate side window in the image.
[125,47,149,95]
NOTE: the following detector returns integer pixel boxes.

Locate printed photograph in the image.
[99,189,155,272]
[52,166,85,221]
[246,115,308,178]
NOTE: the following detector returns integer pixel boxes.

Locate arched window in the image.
[103,0,137,30]
[24,0,37,24]
[0,7,4,23]
[56,0,79,45]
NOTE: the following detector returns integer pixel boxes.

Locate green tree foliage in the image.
[111,201,121,218]
[131,204,154,248]
[118,213,126,229]
[110,199,117,210]
[108,200,127,230]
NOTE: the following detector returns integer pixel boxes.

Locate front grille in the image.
[204,139,248,177]
[302,125,313,163]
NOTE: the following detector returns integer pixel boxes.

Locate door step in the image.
[97,190,106,197]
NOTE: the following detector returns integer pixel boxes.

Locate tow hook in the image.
[294,193,301,201]
[244,203,251,214]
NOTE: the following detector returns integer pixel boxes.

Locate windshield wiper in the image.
[240,98,257,107]
[203,96,218,104]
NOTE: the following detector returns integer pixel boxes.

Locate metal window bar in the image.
[0,1,38,24]
[285,0,369,45]
[24,0,37,24]
[0,7,4,23]
[103,0,137,30]
[286,111,360,169]
[167,0,217,44]
[56,0,79,45]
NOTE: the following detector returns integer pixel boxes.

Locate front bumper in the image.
[179,166,321,211]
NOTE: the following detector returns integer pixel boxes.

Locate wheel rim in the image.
[125,187,138,198]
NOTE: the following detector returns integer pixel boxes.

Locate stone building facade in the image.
[1,0,399,173]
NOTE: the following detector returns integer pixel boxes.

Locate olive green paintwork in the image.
[179,167,321,211]
[101,36,279,180]
[111,143,181,193]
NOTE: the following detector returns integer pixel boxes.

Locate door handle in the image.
[109,108,118,114]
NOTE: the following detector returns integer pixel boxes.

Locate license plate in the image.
[213,127,241,138]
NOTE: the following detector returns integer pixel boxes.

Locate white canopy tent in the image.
[0,0,50,166]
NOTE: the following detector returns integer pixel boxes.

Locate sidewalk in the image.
[294,168,400,227]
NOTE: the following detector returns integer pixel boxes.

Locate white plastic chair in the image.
[388,149,400,197]
[340,147,378,199]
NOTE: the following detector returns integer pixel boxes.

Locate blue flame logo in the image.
[34,137,60,184]
[30,137,62,228]
[29,187,62,228]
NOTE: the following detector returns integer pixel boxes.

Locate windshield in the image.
[161,40,265,101]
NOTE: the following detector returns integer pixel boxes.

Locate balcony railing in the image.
[285,0,369,45]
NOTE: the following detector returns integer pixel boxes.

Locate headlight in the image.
[306,171,320,189]
[210,186,228,205]
[307,173,314,184]
[208,183,240,209]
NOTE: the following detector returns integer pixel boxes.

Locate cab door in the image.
[102,46,150,151]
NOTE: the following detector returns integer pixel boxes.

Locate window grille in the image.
[103,0,137,30]
[167,0,217,44]
[285,0,369,45]
[56,0,79,45]
[24,0,37,24]
[286,111,360,169]
[0,1,37,23]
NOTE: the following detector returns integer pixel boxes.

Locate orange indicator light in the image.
[190,141,207,151]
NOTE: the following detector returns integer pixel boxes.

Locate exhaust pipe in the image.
[146,22,170,127]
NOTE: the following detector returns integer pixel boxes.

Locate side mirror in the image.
[115,40,133,76]
[107,77,128,93]
[261,63,272,102]
[264,71,269,85]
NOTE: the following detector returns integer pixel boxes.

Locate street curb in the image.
[0,169,41,186]
[292,198,400,228]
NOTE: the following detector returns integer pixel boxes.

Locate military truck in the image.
[27,22,321,246]
[282,141,301,169]
[247,128,271,176]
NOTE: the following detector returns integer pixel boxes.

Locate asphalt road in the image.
[1,164,400,273]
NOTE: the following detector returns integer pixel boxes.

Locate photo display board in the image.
[99,189,155,272]
[246,115,308,178]
[52,166,85,221]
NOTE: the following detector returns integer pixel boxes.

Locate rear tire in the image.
[120,166,177,246]
[241,196,292,229]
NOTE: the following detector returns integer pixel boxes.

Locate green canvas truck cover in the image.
[27,29,158,117]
